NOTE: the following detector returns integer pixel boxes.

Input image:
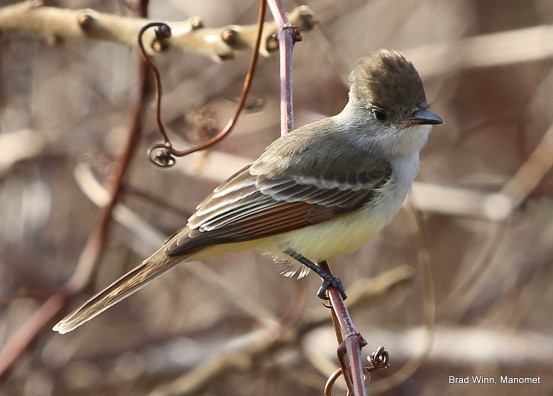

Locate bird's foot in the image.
[317,274,347,300]
[284,248,347,301]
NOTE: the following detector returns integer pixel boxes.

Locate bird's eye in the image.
[372,108,387,121]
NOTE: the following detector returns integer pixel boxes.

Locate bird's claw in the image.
[317,276,347,300]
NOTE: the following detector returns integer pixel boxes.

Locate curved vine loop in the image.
[137,22,173,167]
[137,0,266,168]
[323,346,390,395]
[368,346,390,370]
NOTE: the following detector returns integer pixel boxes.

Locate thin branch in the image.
[0,1,316,62]
[0,294,67,378]
[319,261,368,396]
[265,2,377,394]
[267,0,303,135]
[500,122,553,208]
[0,3,151,378]
[0,129,45,178]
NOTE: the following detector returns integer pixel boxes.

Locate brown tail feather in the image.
[53,253,182,334]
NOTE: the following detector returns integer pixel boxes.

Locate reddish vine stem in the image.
[0,0,152,379]
[320,261,368,396]
[266,0,302,135]
[265,2,371,394]
[143,0,266,167]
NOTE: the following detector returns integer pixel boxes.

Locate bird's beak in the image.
[405,108,443,125]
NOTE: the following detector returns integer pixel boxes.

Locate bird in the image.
[53,49,442,334]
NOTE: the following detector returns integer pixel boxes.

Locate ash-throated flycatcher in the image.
[54,49,442,334]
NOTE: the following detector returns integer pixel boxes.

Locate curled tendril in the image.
[325,346,390,395]
[148,144,176,168]
[138,22,175,167]
[137,0,265,169]
[369,346,390,370]
[325,366,372,395]
[324,367,343,396]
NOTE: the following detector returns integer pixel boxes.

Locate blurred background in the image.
[1,0,552,395]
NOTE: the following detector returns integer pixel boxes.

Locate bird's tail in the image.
[53,251,183,334]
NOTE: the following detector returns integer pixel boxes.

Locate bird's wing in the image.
[52,127,392,334]
[165,128,392,256]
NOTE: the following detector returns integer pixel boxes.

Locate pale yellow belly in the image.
[187,208,386,263]
[269,209,387,262]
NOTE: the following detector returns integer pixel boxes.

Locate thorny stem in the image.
[143,0,266,167]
